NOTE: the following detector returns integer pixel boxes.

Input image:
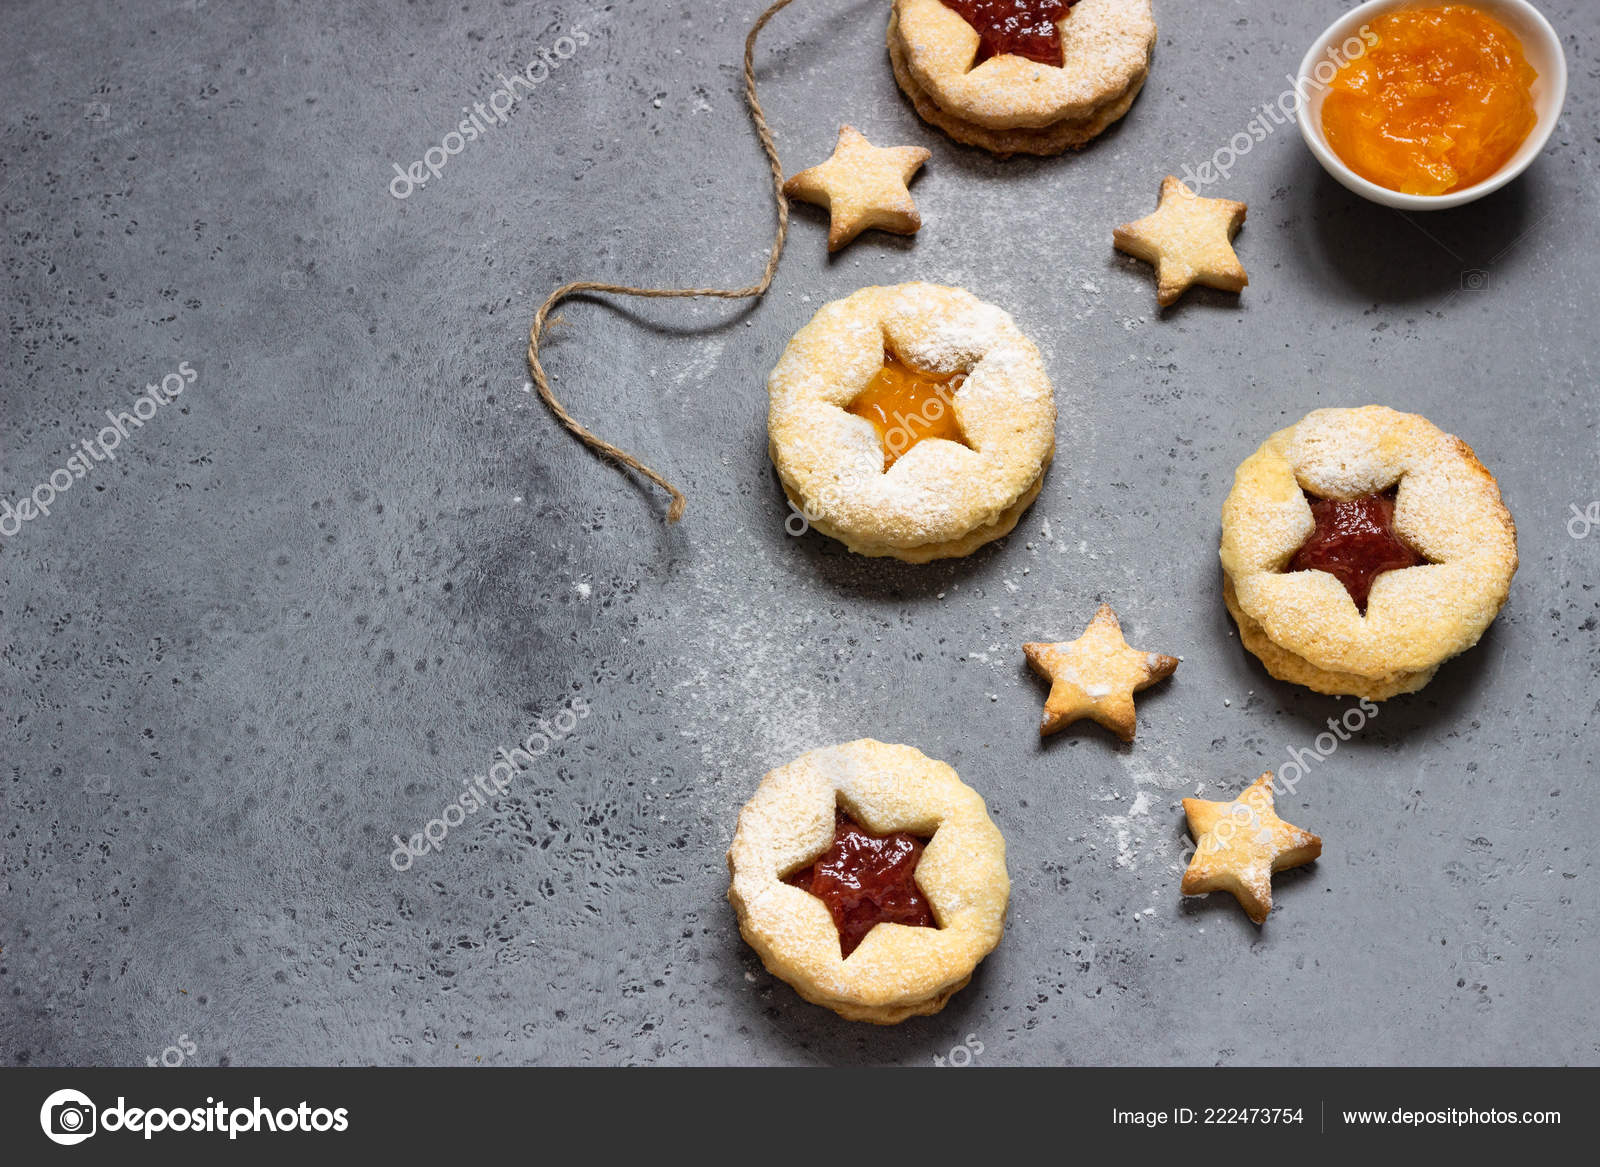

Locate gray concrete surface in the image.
[2,0,1597,1066]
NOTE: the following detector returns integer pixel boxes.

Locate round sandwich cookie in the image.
[726,739,1010,1024]
[888,0,1157,156]
[1220,406,1517,699]
[767,282,1055,562]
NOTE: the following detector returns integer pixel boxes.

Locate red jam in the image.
[1287,489,1425,613]
[785,811,936,958]
[939,0,1080,68]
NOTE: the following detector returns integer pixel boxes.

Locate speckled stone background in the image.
[2,0,1596,1067]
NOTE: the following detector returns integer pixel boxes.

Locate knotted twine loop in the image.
[525,0,798,523]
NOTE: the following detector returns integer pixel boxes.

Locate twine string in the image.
[525,0,797,523]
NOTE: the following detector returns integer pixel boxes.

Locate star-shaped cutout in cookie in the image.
[1180,774,1321,925]
[1023,604,1178,742]
[782,125,930,252]
[1113,175,1248,307]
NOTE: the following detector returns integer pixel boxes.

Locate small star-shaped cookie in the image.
[1023,604,1178,742]
[1113,175,1248,307]
[782,125,931,251]
[1180,775,1321,925]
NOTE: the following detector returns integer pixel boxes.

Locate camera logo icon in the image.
[40,1089,97,1146]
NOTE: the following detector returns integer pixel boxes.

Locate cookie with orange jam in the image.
[767,283,1055,562]
[888,0,1156,156]
[727,740,1009,1024]
[1220,407,1517,699]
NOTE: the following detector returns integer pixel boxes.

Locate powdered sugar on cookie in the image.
[768,283,1056,562]
[1221,406,1517,695]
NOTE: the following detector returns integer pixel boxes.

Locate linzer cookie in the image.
[727,740,1010,1024]
[1220,406,1518,698]
[888,0,1156,156]
[767,282,1056,562]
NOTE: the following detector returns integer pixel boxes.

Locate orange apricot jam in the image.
[1320,5,1538,196]
[846,352,969,469]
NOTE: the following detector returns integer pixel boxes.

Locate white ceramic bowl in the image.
[1295,0,1567,210]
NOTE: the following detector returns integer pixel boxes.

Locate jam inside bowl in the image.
[1294,0,1566,210]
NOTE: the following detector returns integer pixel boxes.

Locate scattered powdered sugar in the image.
[1098,784,1161,871]
[1117,749,1188,793]
[662,533,847,829]
[670,337,726,389]
[1113,825,1134,868]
